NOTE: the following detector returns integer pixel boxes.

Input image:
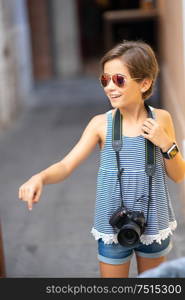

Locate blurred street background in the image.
[0,0,185,277]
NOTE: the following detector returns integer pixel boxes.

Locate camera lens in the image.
[118,229,138,246]
[117,222,141,247]
[124,230,137,241]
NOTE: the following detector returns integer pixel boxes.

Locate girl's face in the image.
[102,58,144,109]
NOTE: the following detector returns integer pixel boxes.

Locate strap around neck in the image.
[112,103,156,222]
[112,108,122,152]
[112,103,156,175]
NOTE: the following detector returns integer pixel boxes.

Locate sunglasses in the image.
[100,73,140,88]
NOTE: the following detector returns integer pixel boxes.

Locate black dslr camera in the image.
[109,206,145,247]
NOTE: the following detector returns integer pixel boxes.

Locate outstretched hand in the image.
[19,174,43,211]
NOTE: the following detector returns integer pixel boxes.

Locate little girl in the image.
[19,40,185,278]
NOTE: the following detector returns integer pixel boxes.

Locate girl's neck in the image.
[119,101,147,124]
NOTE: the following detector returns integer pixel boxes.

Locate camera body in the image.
[109,206,145,247]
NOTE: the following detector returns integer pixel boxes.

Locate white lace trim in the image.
[91,228,118,244]
[91,220,177,245]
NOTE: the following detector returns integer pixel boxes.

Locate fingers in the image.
[141,131,150,139]
[33,189,41,204]
[144,118,156,125]
[19,176,43,212]
[142,118,157,135]
[142,119,154,130]
[19,186,35,211]
[141,122,151,135]
[28,198,33,211]
[142,124,151,134]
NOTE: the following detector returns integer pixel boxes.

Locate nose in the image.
[105,78,117,90]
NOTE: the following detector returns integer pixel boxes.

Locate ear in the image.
[140,78,153,93]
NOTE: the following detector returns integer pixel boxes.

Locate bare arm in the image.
[159,111,185,183]
[19,114,104,209]
[39,115,102,184]
[141,109,185,183]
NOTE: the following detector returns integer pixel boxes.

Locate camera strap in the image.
[112,102,156,226]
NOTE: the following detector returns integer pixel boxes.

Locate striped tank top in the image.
[91,106,177,245]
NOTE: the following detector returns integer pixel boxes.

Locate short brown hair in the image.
[100,40,159,100]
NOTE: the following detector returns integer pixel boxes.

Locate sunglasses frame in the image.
[99,73,141,88]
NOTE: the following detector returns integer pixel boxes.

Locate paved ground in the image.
[0,77,185,278]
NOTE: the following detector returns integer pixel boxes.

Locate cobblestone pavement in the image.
[0,77,185,277]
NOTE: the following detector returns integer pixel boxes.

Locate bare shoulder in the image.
[153,107,172,123]
[90,112,107,126]
[86,112,107,137]
[87,112,107,133]
[88,111,110,148]
[153,107,175,138]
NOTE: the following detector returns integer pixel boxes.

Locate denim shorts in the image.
[98,236,172,265]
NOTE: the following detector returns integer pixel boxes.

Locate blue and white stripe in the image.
[91,107,177,245]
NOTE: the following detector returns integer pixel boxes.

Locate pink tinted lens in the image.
[100,74,110,87]
[113,74,125,87]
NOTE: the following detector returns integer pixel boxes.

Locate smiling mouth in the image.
[110,95,122,100]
